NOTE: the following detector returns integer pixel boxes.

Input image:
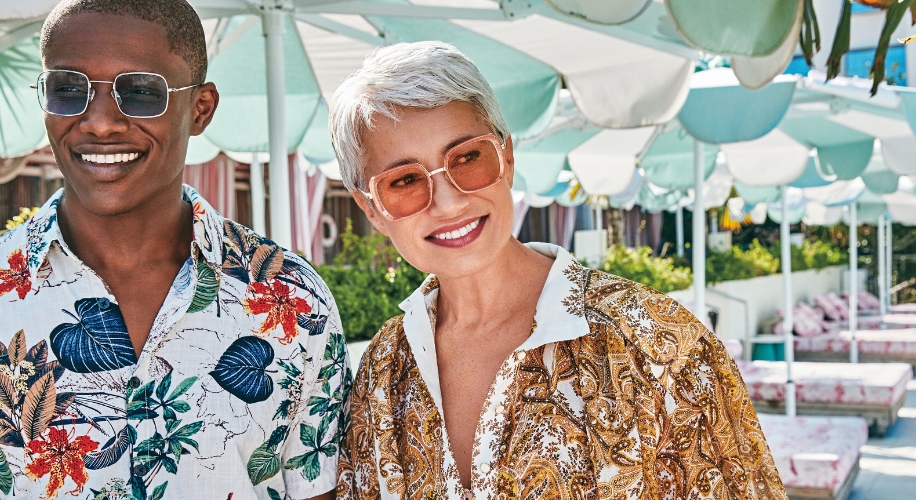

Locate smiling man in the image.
[0,1,349,499]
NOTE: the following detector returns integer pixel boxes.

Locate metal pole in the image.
[693,140,706,327]
[263,6,292,248]
[887,216,894,308]
[878,212,887,324]
[250,153,267,236]
[594,207,602,231]
[676,205,684,257]
[849,203,858,363]
[780,185,796,417]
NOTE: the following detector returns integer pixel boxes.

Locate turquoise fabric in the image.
[861,160,899,195]
[298,101,336,165]
[779,117,873,180]
[373,17,559,141]
[897,89,916,135]
[767,205,805,224]
[185,135,221,165]
[789,156,832,188]
[641,127,716,189]
[665,0,799,56]
[736,183,781,204]
[636,185,686,212]
[204,16,321,153]
[678,80,795,144]
[514,128,599,194]
[0,37,46,158]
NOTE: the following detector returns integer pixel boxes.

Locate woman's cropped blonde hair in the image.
[328,41,510,191]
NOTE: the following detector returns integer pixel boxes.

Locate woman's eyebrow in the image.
[381,134,481,172]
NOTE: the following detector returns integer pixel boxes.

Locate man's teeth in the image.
[433,219,480,240]
[81,152,140,164]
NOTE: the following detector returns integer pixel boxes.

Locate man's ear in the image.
[503,134,515,189]
[352,189,390,237]
[190,82,219,136]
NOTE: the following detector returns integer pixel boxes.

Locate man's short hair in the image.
[329,41,510,192]
[40,0,208,84]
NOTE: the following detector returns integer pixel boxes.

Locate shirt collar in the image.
[24,184,225,277]
[398,242,592,350]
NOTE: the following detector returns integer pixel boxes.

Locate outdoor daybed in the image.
[794,329,916,370]
[758,414,868,500]
[737,359,911,435]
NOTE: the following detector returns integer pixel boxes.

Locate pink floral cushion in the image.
[758,414,867,491]
[890,303,916,314]
[795,328,916,356]
[773,302,827,337]
[815,293,848,321]
[737,360,911,406]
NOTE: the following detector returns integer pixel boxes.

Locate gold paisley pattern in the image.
[338,244,787,499]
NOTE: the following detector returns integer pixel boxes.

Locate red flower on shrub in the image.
[25,427,98,498]
[243,279,312,344]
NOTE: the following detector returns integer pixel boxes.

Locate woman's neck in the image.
[434,239,554,333]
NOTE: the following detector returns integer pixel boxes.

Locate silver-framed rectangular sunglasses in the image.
[31,70,201,118]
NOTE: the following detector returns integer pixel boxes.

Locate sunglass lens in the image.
[40,71,90,116]
[374,165,432,219]
[114,73,169,117]
[447,138,502,192]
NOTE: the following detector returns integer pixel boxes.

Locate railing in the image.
[704,287,752,361]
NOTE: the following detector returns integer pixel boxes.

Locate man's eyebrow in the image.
[381,134,480,172]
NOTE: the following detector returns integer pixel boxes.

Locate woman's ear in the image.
[352,190,390,237]
[504,134,515,189]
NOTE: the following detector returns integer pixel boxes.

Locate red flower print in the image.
[243,279,311,344]
[25,427,99,498]
[0,249,31,300]
[192,201,206,219]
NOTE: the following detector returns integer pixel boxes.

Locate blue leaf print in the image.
[210,336,275,404]
[297,313,327,337]
[50,298,138,373]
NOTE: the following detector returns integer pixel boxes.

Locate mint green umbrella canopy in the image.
[779,117,873,181]
[0,37,43,158]
[514,128,599,194]
[665,0,800,57]
[641,124,716,190]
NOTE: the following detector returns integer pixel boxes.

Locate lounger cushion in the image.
[758,414,867,491]
[795,329,916,356]
[737,360,911,406]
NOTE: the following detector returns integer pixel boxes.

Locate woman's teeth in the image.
[81,152,140,164]
[432,219,480,240]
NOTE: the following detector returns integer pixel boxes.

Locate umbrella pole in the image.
[250,153,267,236]
[887,216,893,309]
[878,212,887,325]
[692,140,706,328]
[849,202,858,363]
[676,206,684,257]
[263,7,292,248]
[780,185,796,417]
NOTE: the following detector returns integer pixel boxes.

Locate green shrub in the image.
[314,220,426,342]
[706,239,779,284]
[598,246,693,293]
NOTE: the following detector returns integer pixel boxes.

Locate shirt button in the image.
[479,462,491,474]
[515,351,526,362]
[495,404,505,414]
[132,464,148,476]
[128,376,142,389]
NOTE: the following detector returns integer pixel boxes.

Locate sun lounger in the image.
[737,359,911,435]
[758,414,868,500]
[794,329,916,370]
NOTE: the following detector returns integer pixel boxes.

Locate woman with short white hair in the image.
[332,41,786,500]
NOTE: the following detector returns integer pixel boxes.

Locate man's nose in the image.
[78,84,129,137]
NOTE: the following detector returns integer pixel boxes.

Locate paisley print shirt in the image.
[0,186,351,500]
[337,243,786,499]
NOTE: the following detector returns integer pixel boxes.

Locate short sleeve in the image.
[280,285,353,499]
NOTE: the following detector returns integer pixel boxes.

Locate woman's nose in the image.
[427,169,470,217]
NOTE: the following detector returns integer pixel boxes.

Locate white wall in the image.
[668,266,844,342]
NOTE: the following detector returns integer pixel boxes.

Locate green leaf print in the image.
[0,448,12,494]
[149,481,168,500]
[267,486,283,500]
[188,260,219,313]
[247,441,281,485]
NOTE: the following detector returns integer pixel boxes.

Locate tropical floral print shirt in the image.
[0,186,351,500]
[337,243,787,499]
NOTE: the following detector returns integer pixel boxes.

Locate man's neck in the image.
[56,184,194,274]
